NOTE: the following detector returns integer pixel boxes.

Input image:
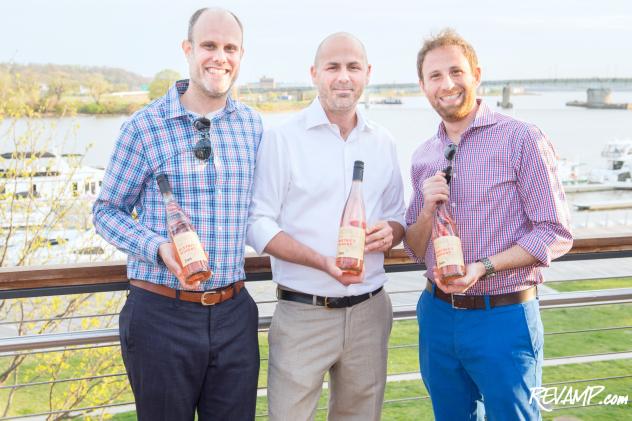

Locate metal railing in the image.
[1,235,631,419]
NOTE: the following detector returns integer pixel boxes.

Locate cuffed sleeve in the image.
[515,126,573,266]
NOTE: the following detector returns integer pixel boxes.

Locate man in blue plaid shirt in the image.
[92,8,262,421]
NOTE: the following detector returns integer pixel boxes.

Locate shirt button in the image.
[218,226,223,231]
[451,203,456,208]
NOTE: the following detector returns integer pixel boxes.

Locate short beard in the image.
[434,90,477,122]
[192,72,238,100]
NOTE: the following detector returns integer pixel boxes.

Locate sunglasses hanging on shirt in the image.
[443,143,457,185]
[192,117,213,163]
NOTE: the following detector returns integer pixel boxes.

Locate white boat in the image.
[0,151,104,200]
[557,158,589,185]
[590,140,632,183]
[3,228,126,266]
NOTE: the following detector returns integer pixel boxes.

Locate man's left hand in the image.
[365,221,394,253]
[433,261,486,294]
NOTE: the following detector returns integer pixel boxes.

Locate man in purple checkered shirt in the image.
[404,29,572,420]
[92,8,261,421]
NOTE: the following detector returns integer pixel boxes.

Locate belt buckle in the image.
[451,293,468,310]
[324,296,347,309]
[201,290,218,306]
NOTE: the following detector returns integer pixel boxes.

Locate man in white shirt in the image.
[247,32,406,421]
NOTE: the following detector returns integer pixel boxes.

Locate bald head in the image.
[188,7,243,44]
[313,32,368,67]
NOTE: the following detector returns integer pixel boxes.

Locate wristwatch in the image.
[477,257,496,277]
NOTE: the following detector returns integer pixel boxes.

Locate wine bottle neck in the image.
[161,191,175,205]
[435,200,450,216]
[350,179,363,194]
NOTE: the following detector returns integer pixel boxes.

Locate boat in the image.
[557,158,589,185]
[3,228,126,266]
[0,151,104,200]
[589,140,632,183]
[376,97,403,105]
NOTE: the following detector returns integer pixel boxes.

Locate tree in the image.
[148,69,181,100]
[0,87,130,419]
[84,74,112,105]
[46,72,78,103]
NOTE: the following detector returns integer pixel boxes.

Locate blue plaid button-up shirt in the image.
[93,80,263,289]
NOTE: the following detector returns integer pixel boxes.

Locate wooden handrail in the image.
[1,235,631,291]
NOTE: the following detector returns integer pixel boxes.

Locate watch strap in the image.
[478,257,496,277]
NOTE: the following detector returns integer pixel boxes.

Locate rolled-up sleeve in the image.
[246,129,288,255]
[515,126,573,266]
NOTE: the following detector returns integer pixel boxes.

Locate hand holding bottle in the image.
[158,242,211,290]
[158,242,199,290]
[365,221,394,253]
[325,256,365,285]
[432,261,486,294]
[421,171,450,216]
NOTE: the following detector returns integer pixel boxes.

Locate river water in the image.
[2,90,632,239]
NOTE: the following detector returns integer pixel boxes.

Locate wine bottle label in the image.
[433,236,465,268]
[173,232,206,266]
[337,226,366,260]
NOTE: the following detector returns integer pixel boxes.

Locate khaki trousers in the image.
[267,288,392,421]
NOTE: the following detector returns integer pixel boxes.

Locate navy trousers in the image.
[119,284,260,421]
[417,287,543,421]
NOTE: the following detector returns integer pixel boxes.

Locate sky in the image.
[2,0,632,85]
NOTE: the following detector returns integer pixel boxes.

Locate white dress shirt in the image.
[247,99,406,297]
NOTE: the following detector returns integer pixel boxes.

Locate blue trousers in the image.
[417,287,543,421]
[119,284,260,421]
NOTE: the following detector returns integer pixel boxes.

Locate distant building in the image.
[244,76,276,90]
[258,76,275,89]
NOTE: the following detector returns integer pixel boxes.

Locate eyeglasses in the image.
[192,117,213,162]
[443,143,457,184]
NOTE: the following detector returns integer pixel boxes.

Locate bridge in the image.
[361,78,632,93]
[236,78,632,110]
[237,77,632,97]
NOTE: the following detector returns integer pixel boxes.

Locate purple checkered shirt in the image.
[404,100,573,295]
[93,80,262,289]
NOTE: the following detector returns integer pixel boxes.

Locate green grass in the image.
[3,299,631,420]
[541,360,632,420]
[547,276,632,292]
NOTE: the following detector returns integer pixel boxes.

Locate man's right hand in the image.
[421,170,450,216]
[323,256,364,286]
[158,242,201,290]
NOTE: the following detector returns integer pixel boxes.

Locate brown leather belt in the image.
[130,279,244,306]
[425,281,536,310]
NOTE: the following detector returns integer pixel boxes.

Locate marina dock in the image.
[563,182,632,194]
[574,200,632,211]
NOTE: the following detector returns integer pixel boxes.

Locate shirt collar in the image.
[304,97,373,132]
[164,79,237,120]
[437,98,497,141]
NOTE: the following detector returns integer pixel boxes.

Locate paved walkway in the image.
[248,256,632,317]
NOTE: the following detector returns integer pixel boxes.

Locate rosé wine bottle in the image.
[157,174,211,285]
[336,161,367,275]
